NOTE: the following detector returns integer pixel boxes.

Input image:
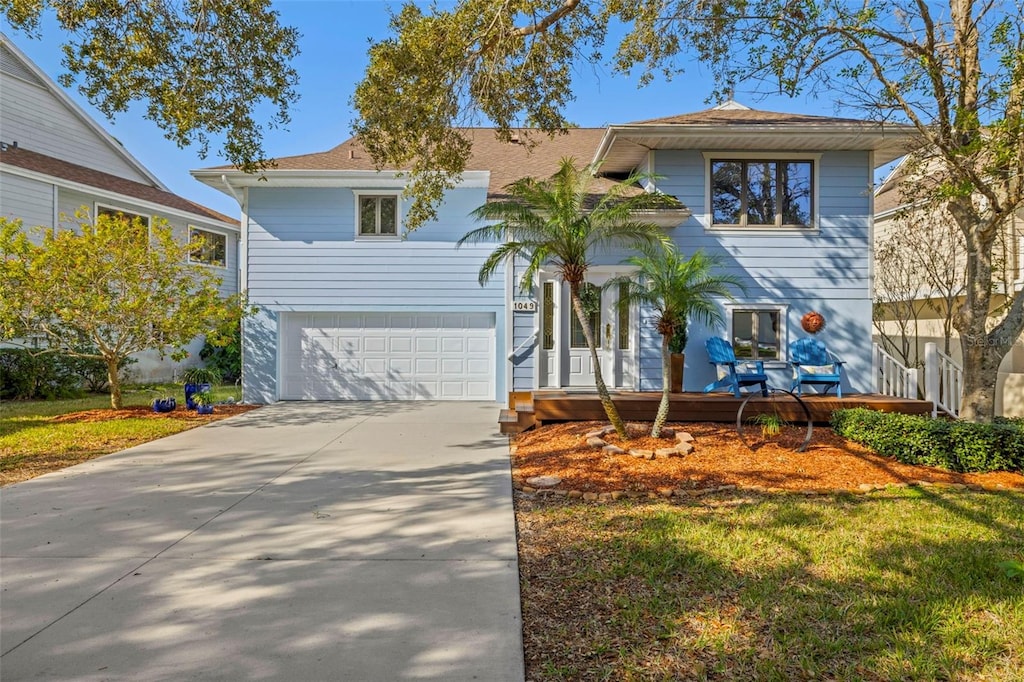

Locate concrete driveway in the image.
[0,402,523,681]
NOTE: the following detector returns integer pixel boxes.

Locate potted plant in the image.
[182,367,221,410]
[152,396,176,413]
[192,387,215,415]
[668,328,686,394]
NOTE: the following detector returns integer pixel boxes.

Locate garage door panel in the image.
[281,312,494,401]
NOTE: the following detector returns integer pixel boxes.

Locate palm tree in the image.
[458,158,672,438]
[613,245,744,437]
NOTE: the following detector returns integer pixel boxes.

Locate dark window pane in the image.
[617,283,630,350]
[571,284,601,349]
[756,311,780,359]
[542,282,554,350]
[379,197,397,234]
[359,197,377,234]
[732,311,753,358]
[745,162,777,225]
[711,161,742,225]
[780,162,812,225]
[191,228,226,266]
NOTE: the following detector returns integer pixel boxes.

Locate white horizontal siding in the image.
[1,171,53,228]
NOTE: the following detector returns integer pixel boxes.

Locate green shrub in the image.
[199,322,241,383]
[832,408,1024,473]
[0,348,135,399]
[0,349,81,399]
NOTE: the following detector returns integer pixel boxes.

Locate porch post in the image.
[924,342,939,418]
[871,343,880,394]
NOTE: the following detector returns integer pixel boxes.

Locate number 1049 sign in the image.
[512,300,537,312]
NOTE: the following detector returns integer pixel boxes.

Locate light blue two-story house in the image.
[193,102,914,404]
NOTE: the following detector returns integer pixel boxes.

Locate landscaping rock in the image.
[521,486,537,494]
[655,448,677,458]
[659,428,676,438]
[526,475,562,488]
[657,487,674,498]
[858,483,875,492]
[676,442,695,455]
[629,449,652,459]
[676,431,695,443]
[602,444,627,455]
[586,437,606,448]
[584,429,607,439]
[567,490,584,499]
[611,491,626,500]
[583,492,599,501]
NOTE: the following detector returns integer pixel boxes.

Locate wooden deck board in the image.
[531,390,932,424]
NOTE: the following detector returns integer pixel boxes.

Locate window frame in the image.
[354,192,401,239]
[95,202,152,239]
[187,225,230,269]
[703,152,820,232]
[724,303,789,365]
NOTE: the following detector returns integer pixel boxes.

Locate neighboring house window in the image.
[709,159,814,228]
[356,194,399,237]
[96,204,151,239]
[189,226,227,268]
[727,305,788,361]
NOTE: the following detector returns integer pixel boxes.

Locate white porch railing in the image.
[924,342,964,418]
[872,343,920,400]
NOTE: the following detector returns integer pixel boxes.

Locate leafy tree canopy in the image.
[2,0,301,172]
[0,212,248,407]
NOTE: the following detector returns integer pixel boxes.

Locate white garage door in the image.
[280,312,494,400]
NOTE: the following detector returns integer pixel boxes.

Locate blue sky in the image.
[4,1,842,217]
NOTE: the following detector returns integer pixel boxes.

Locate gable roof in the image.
[1,145,238,226]
[200,128,622,199]
[0,33,166,190]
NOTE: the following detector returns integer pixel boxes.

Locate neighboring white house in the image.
[873,160,1024,417]
[0,33,240,381]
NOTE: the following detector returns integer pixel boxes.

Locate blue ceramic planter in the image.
[152,397,177,413]
[184,382,212,410]
[196,404,214,415]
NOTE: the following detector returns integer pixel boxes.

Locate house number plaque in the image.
[512,300,537,312]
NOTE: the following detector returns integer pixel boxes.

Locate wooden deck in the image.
[499,389,933,434]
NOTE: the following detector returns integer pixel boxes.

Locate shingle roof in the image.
[1,146,238,225]
[630,107,873,126]
[222,128,627,199]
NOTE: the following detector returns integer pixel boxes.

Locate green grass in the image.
[1,383,244,484]
[518,491,1024,681]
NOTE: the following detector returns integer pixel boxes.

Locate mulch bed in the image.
[512,421,1024,494]
[51,404,259,423]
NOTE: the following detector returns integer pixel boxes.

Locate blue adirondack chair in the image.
[703,337,769,397]
[789,337,845,397]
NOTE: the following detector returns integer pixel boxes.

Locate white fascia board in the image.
[3,163,239,232]
[1,34,169,191]
[191,169,491,194]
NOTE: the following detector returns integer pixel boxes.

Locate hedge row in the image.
[831,408,1024,474]
[0,349,132,400]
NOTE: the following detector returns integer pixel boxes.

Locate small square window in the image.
[189,227,227,267]
[357,195,399,237]
[731,309,782,361]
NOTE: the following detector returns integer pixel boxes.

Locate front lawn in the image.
[1,383,251,485]
[517,489,1024,680]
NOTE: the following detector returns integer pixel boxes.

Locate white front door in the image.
[537,271,636,389]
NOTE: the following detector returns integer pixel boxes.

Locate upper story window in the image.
[96,204,151,239]
[189,226,227,268]
[709,159,814,228]
[356,194,399,238]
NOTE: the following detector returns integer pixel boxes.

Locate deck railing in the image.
[872,343,920,400]
[924,342,964,418]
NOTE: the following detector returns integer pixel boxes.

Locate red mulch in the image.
[512,421,1024,493]
[51,404,259,423]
